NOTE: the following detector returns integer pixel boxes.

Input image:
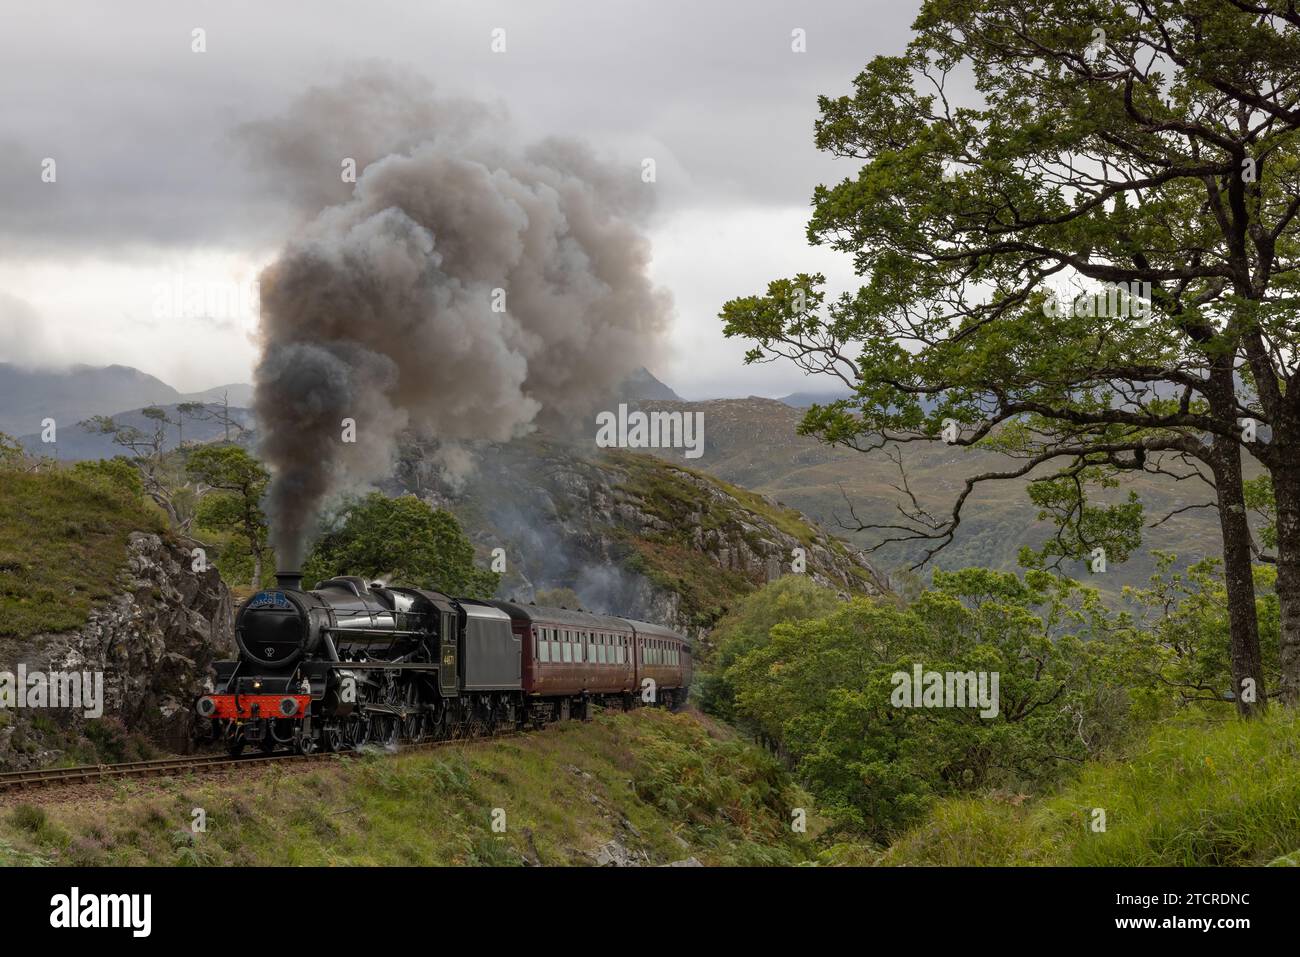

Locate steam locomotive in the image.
[196,572,692,755]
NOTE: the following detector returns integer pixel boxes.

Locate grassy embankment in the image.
[884,710,1300,867]
[0,709,822,867]
[0,468,165,639]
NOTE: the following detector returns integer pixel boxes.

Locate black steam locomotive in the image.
[197,572,692,755]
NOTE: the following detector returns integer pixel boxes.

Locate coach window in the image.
[550,629,561,663]
[563,631,572,663]
[538,631,548,662]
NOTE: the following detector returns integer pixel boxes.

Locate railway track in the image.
[0,729,524,795]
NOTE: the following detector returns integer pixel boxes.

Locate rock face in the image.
[0,532,234,769]
[397,435,888,638]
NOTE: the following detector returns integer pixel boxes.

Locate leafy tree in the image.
[302,492,499,597]
[721,2,1300,713]
[81,409,192,528]
[187,445,271,591]
[1105,553,1280,716]
[718,570,1122,838]
[534,587,583,609]
[0,432,25,470]
[72,456,145,501]
[693,575,844,722]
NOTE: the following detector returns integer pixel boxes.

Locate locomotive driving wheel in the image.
[404,713,427,743]
[347,714,370,749]
[369,714,399,747]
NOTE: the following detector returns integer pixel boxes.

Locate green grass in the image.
[883,710,1300,866]
[0,709,821,867]
[0,469,164,638]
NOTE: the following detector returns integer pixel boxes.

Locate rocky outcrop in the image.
[398,435,888,638]
[0,532,234,769]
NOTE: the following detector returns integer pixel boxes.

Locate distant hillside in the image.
[0,362,254,438]
[626,397,1232,593]
[0,363,180,436]
[616,367,680,402]
[17,402,254,461]
[776,388,854,408]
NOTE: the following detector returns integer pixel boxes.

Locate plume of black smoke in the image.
[250,72,671,568]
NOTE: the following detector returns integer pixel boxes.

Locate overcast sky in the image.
[0,0,920,400]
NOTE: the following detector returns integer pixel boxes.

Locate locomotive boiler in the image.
[197,571,691,755]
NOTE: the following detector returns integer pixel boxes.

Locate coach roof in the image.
[489,600,631,632]
[623,617,689,646]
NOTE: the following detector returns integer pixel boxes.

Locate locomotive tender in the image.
[197,572,692,755]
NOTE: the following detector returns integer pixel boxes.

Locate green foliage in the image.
[534,587,582,609]
[1101,554,1280,716]
[714,571,1123,840]
[71,456,145,502]
[187,445,271,591]
[885,710,1300,866]
[303,492,499,597]
[0,432,24,469]
[693,576,843,719]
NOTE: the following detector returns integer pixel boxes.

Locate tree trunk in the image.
[252,548,263,593]
[1272,472,1300,705]
[1212,434,1266,716]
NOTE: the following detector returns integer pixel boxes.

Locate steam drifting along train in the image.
[196,572,692,755]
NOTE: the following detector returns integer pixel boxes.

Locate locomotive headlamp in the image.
[279,697,299,717]
[253,681,262,690]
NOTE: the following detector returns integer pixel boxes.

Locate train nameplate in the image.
[248,591,293,610]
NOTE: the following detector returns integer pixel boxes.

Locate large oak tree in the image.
[722,0,1300,714]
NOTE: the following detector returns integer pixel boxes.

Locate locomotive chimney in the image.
[276,571,304,591]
